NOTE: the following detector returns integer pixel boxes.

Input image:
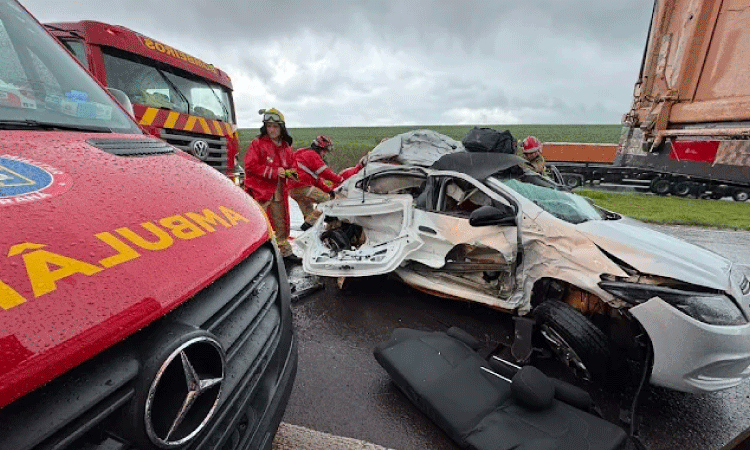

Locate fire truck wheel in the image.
[650,178,672,196]
[733,189,749,202]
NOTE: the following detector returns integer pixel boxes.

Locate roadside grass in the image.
[579,190,750,231]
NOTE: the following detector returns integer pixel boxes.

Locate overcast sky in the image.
[24,0,654,128]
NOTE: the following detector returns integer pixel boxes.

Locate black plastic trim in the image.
[86,138,176,156]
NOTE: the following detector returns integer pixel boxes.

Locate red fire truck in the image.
[45,21,244,185]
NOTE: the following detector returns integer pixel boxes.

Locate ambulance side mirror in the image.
[107,88,134,117]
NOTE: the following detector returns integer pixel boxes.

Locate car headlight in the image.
[599,281,747,326]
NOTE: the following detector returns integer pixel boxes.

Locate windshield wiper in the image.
[44,24,83,40]
[0,119,111,133]
[156,68,191,114]
[206,82,230,121]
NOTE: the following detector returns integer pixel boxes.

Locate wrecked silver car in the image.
[294,130,750,394]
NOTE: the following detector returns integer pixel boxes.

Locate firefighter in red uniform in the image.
[244,108,298,261]
[289,135,344,230]
[520,135,550,178]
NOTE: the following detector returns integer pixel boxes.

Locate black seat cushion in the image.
[374,328,627,450]
[511,366,555,410]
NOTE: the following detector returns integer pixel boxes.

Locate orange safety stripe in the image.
[164,111,180,129]
[134,105,237,138]
[212,120,224,136]
[139,107,159,126]
[184,115,197,131]
[197,117,211,134]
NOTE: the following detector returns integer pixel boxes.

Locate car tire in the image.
[650,178,672,196]
[533,301,610,384]
[733,189,749,202]
[672,181,692,197]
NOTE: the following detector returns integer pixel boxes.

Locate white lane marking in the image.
[273,422,396,450]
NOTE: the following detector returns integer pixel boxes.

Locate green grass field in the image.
[238,124,750,230]
[578,190,750,230]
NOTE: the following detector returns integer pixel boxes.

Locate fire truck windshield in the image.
[102,47,234,123]
[0,1,141,133]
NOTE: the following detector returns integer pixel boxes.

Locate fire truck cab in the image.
[46,20,245,186]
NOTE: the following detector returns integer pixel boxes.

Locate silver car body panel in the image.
[576,218,732,291]
[631,296,750,392]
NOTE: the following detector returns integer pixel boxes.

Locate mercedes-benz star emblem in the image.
[145,335,225,448]
[191,140,210,160]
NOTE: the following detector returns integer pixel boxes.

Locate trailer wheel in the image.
[533,301,611,383]
[650,178,672,196]
[733,189,749,202]
[563,174,583,189]
[672,181,692,197]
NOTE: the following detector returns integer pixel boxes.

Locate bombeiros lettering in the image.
[0,206,249,310]
[141,37,217,73]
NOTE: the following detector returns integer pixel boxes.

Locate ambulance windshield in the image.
[0,0,141,133]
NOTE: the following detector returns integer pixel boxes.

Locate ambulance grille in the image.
[160,128,229,173]
[0,242,294,450]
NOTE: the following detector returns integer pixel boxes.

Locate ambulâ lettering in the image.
[0,206,250,310]
[186,209,231,232]
[95,232,140,268]
[115,223,174,250]
[0,280,26,310]
[22,246,103,297]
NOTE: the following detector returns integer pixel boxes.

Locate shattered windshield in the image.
[495,174,604,224]
[0,1,139,133]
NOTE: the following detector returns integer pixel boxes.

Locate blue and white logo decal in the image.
[0,155,71,205]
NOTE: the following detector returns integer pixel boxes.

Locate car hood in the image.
[576,218,732,291]
[0,131,267,407]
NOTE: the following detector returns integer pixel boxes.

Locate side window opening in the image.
[363,172,426,197]
[438,178,491,217]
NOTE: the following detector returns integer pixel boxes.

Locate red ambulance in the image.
[0,1,296,449]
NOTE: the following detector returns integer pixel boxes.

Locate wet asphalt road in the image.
[281,224,750,450]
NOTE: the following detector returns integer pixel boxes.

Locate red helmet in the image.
[312,135,333,151]
[522,136,542,154]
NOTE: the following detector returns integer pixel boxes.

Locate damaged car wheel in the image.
[533,301,611,383]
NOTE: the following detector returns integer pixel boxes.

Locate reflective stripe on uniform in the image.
[298,162,319,179]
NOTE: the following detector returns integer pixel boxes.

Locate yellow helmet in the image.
[259,108,285,123]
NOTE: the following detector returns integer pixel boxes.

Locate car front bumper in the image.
[631,297,750,393]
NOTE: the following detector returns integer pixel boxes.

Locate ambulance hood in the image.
[0,131,267,407]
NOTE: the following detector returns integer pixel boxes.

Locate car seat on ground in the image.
[374,328,628,450]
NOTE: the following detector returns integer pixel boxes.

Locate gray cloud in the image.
[24,0,654,127]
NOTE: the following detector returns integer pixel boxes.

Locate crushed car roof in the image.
[431,152,526,181]
[367,129,465,167]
